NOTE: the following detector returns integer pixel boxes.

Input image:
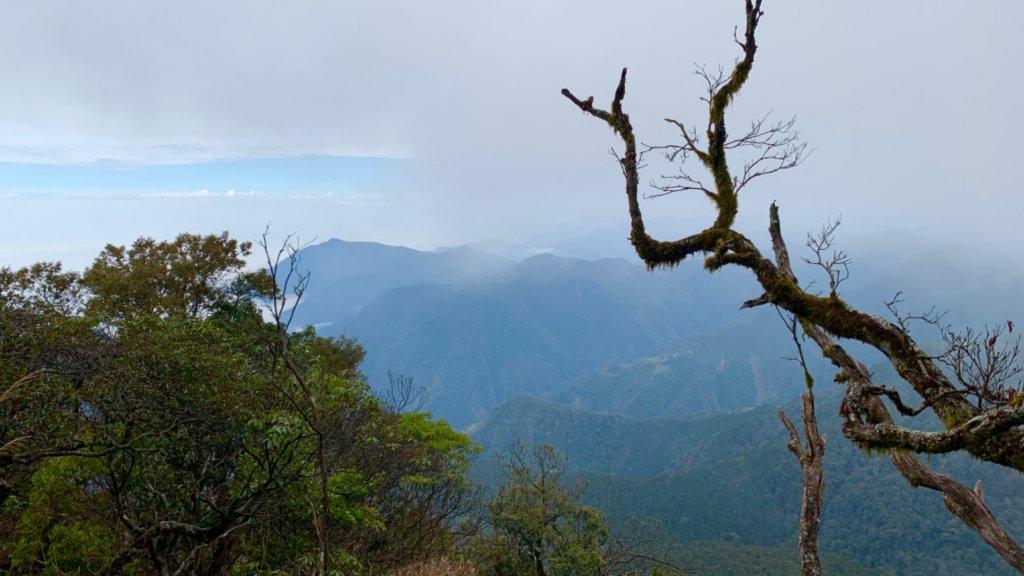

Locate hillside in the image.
[286,237,1024,574]
[470,396,778,477]
[673,541,888,576]
[547,308,827,419]
[293,240,763,427]
[471,391,1024,576]
[286,239,514,328]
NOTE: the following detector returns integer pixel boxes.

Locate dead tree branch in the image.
[562,0,1024,569]
[940,323,1023,410]
[803,218,850,297]
[768,215,1024,571]
[777,311,825,576]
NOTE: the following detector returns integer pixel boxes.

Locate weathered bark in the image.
[778,390,825,576]
[768,201,1024,572]
[801,321,1024,570]
[778,309,825,576]
[561,0,1024,570]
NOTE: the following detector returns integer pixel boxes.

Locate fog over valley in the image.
[3,2,1023,575]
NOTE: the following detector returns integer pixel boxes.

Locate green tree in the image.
[0,262,103,513]
[482,442,606,576]
[81,231,266,319]
[0,231,478,575]
[473,442,679,576]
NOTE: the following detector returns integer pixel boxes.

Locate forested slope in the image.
[472,391,1024,575]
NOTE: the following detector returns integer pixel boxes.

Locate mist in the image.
[0,1,1021,307]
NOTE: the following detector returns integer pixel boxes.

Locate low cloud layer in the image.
[1,2,1022,271]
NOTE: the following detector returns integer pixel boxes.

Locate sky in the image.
[1,1,1022,274]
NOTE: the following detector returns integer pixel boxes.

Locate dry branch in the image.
[777,312,825,576]
[562,0,1024,570]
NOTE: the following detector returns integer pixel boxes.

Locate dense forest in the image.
[0,234,708,575]
[6,231,1022,575]
[0,234,481,574]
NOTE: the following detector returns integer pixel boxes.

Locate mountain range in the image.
[291,236,1022,429]
[285,236,1024,574]
[292,239,767,427]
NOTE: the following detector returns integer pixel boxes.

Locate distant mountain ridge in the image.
[290,239,514,328]
[291,238,763,427]
[286,237,1024,429]
[282,236,1024,575]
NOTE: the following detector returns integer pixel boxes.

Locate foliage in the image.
[470,442,680,576]
[389,557,478,576]
[7,457,118,574]
[0,231,477,575]
[81,231,264,319]
[474,390,1020,575]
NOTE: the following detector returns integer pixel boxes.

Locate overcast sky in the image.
[0,1,1021,274]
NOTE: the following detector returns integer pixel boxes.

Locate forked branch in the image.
[562,0,1024,570]
[777,312,825,576]
[769,212,1024,571]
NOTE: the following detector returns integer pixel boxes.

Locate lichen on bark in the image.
[561,0,1024,570]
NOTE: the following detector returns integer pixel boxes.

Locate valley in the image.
[290,237,1024,575]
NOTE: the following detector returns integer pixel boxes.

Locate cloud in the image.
[0,144,406,167]
[0,1,1022,266]
[141,189,212,198]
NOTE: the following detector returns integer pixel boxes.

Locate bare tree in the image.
[777,311,825,576]
[563,0,1024,571]
[380,370,429,414]
[259,231,333,576]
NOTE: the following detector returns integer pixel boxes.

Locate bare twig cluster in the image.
[381,370,430,414]
[259,230,332,576]
[803,219,850,297]
[883,295,1023,412]
[940,323,1022,410]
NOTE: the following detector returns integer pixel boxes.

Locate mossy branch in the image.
[562,0,1016,468]
[791,299,1024,570]
[845,404,1024,459]
[705,0,763,229]
[562,2,1024,567]
[560,1,766,265]
[562,2,976,435]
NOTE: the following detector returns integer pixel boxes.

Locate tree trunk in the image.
[779,388,825,576]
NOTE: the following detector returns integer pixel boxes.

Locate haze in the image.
[1,2,1020,276]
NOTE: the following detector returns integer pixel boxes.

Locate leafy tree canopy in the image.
[0,231,476,576]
